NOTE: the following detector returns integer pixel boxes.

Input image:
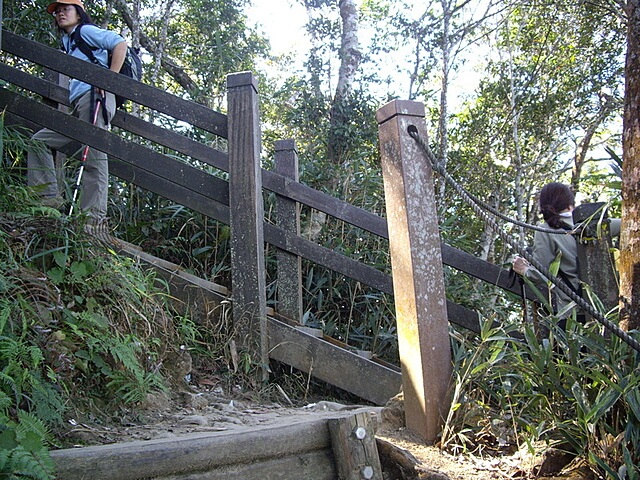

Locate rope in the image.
[408,126,640,354]
[445,173,574,235]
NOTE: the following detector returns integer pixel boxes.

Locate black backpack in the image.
[69,24,143,108]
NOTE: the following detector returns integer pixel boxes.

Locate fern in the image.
[106,335,143,374]
[107,369,166,404]
[0,312,65,426]
[0,304,10,334]
[0,390,11,413]
[0,411,54,480]
[0,447,10,471]
[14,411,50,446]
[30,381,65,426]
[0,369,21,403]
[6,447,54,480]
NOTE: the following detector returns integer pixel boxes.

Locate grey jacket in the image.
[524,218,579,317]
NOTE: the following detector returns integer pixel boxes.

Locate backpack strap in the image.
[68,24,112,125]
[70,24,105,67]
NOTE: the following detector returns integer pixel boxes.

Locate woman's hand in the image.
[512,256,530,276]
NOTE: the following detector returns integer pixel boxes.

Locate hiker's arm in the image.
[109,41,128,73]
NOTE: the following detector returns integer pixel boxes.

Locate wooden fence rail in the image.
[1,30,535,415]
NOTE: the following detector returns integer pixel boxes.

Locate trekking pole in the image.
[69,95,103,216]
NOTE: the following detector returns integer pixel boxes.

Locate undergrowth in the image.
[0,123,187,478]
[443,312,640,478]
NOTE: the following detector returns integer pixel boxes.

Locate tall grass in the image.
[444,313,640,477]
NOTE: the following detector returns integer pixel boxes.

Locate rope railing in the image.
[408,125,640,354]
[432,167,573,235]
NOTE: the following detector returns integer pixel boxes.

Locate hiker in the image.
[27,0,127,225]
[512,182,581,324]
[512,182,620,324]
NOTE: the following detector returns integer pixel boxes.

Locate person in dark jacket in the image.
[514,182,621,324]
[513,183,581,319]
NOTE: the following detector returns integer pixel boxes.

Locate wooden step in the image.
[51,411,378,479]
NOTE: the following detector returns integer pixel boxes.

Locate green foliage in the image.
[0,410,55,480]
[114,199,232,287]
[444,314,640,475]
[0,120,186,476]
[0,298,66,427]
[299,264,398,360]
[2,1,60,46]
[166,0,269,105]
[579,147,623,217]
[100,0,268,106]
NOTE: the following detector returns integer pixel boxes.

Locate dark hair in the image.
[539,182,575,229]
[55,5,93,33]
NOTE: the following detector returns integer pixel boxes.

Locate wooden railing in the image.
[0,31,535,401]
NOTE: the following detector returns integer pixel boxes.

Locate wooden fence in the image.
[0,30,536,440]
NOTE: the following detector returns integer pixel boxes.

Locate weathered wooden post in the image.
[226,71,268,382]
[573,203,619,314]
[328,412,383,480]
[376,100,452,444]
[274,139,303,323]
[51,72,69,189]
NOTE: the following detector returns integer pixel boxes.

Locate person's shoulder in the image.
[78,23,123,44]
[80,23,120,36]
[73,23,100,39]
[533,223,555,242]
[77,23,99,32]
[541,220,572,231]
[536,221,556,232]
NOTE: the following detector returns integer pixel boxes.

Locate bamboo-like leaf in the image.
[588,451,618,478]
[584,387,621,424]
[623,445,639,480]
[571,382,590,417]
[625,386,640,422]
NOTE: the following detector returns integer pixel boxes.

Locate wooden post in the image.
[226,71,268,382]
[50,70,69,190]
[376,100,452,444]
[274,139,303,323]
[328,412,383,480]
[573,203,619,313]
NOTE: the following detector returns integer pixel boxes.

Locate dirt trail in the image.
[60,389,529,479]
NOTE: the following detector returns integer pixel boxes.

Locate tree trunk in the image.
[620,0,640,331]
[571,94,619,190]
[130,0,141,50]
[150,0,174,86]
[335,0,360,102]
[328,0,361,165]
[436,0,452,204]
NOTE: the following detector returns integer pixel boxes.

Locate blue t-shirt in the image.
[61,24,126,102]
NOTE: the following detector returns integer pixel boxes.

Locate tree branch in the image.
[112,0,200,97]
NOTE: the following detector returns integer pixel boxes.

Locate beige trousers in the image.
[27,89,116,220]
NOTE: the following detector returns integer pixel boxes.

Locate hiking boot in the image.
[84,217,108,236]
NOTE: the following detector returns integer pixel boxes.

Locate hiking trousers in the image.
[27,89,116,220]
